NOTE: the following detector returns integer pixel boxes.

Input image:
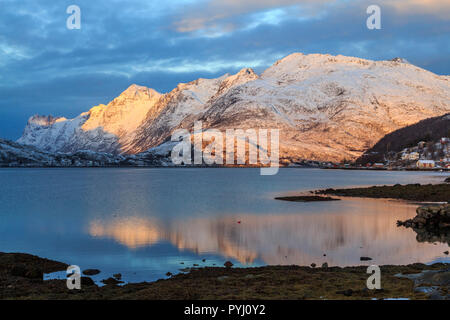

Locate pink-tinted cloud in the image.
[383,0,450,18]
[173,0,334,33]
[173,0,449,34]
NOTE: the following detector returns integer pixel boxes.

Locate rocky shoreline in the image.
[0,252,449,300]
[316,183,450,202]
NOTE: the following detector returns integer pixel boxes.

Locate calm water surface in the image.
[0,168,448,284]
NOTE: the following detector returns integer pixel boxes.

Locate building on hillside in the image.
[401,153,409,160]
[373,163,385,168]
[408,152,420,161]
[418,141,426,149]
[416,160,435,169]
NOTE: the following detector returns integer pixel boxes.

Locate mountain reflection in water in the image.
[1,168,448,283]
[88,198,448,266]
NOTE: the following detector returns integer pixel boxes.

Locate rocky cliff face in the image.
[17,53,450,162]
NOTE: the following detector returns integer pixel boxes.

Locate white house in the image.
[408,152,420,161]
[416,160,435,169]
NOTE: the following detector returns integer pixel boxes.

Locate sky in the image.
[0,0,449,139]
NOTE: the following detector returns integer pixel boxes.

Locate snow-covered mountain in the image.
[0,138,120,167]
[0,138,172,167]
[17,53,450,162]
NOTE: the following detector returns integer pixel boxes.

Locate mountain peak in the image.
[17,53,450,162]
[119,84,161,100]
[390,57,410,64]
[271,52,372,67]
[28,115,66,126]
[237,68,257,77]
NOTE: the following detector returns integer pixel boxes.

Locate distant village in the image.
[319,137,450,170]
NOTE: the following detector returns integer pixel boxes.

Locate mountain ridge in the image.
[17,53,450,162]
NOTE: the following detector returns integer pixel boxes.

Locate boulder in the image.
[398,204,450,246]
[83,269,101,276]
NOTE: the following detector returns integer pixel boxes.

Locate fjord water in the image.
[0,168,448,284]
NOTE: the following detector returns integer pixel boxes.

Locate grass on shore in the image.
[1,253,448,300]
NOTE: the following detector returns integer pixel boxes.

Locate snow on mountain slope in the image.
[17,53,450,162]
[0,138,127,167]
[193,53,450,161]
[123,69,259,154]
[82,84,161,137]
[18,85,161,154]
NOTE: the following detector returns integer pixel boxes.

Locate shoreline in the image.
[275,183,449,203]
[2,181,449,300]
[1,252,448,300]
[0,165,449,172]
[316,183,450,203]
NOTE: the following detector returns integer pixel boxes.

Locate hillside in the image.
[357,113,450,164]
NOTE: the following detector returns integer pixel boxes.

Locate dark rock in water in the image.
[166,272,173,277]
[444,251,449,255]
[202,259,206,262]
[83,269,101,276]
[224,261,234,269]
[113,273,122,280]
[102,277,124,285]
[445,177,450,183]
[275,196,340,202]
[397,204,450,246]
[360,257,373,261]
[396,268,450,300]
[310,263,316,268]
[81,277,95,286]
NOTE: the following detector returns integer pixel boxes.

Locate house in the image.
[408,152,420,161]
[416,160,435,169]
[373,163,385,168]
